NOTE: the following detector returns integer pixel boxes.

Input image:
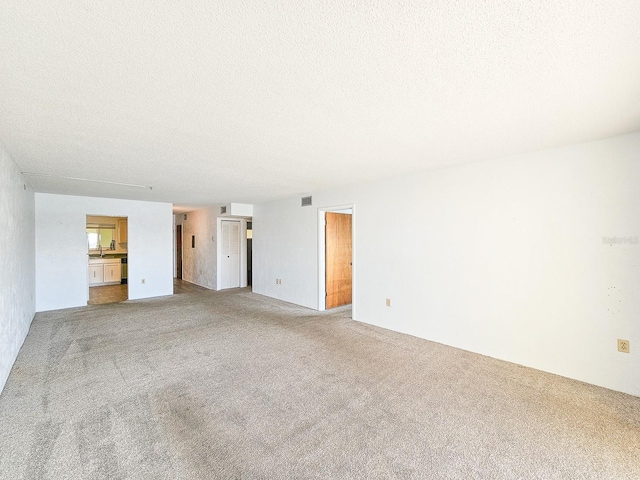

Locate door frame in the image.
[317,204,355,317]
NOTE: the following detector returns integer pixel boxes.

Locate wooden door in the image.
[176,225,182,279]
[325,212,352,309]
[221,220,241,289]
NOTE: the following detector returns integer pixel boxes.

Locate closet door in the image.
[221,220,241,289]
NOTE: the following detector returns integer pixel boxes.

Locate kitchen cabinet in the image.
[89,265,104,285]
[88,258,121,286]
[118,219,128,243]
[103,262,121,283]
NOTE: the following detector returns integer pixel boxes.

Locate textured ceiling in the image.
[1,1,639,212]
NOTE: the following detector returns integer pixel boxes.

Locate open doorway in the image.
[176,224,183,279]
[247,221,252,287]
[318,205,354,313]
[87,215,128,305]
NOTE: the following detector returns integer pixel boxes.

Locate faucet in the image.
[98,245,104,257]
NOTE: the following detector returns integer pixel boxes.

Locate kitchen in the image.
[87,215,128,304]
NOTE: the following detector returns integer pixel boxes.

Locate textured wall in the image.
[253,132,640,396]
[180,207,218,289]
[35,194,173,311]
[0,143,35,394]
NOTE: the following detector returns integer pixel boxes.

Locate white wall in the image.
[254,198,318,307]
[0,143,35,393]
[253,132,640,396]
[35,194,173,311]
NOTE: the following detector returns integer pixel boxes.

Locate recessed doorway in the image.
[247,221,252,286]
[176,224,183,280]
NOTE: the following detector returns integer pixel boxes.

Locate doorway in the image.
[246,221,252,286]
[176,224,183,279]
[86,214,129,305]
[318,206,354,312]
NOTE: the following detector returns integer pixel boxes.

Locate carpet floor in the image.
[1,288,639,479]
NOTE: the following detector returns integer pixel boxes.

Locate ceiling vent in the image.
[220,206,227,215]
[301,196,312,207]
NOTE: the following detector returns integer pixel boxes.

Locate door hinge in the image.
[325,292,327,297]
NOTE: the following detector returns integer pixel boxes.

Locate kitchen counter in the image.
[88,253,127,259]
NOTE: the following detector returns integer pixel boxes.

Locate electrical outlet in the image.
[386,298,391,307]
[141,278,145,284]
[618,339,630,353]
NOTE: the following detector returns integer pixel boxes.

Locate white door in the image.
[221,220,241,289]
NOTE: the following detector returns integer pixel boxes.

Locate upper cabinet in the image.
[118,218,128,244]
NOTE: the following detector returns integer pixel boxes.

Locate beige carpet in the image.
[1,288,639,479]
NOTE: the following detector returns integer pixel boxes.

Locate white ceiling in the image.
[1,1,639,212]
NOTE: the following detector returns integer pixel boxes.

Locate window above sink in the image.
[87,224,116,250]
[86,215,127,255]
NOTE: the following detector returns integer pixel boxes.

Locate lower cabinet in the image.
[89,264,104,285]
[88,259,121,286]
[104,263,121,283]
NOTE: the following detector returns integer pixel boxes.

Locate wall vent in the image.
[301,196,312,207]
[220,206,227,214]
